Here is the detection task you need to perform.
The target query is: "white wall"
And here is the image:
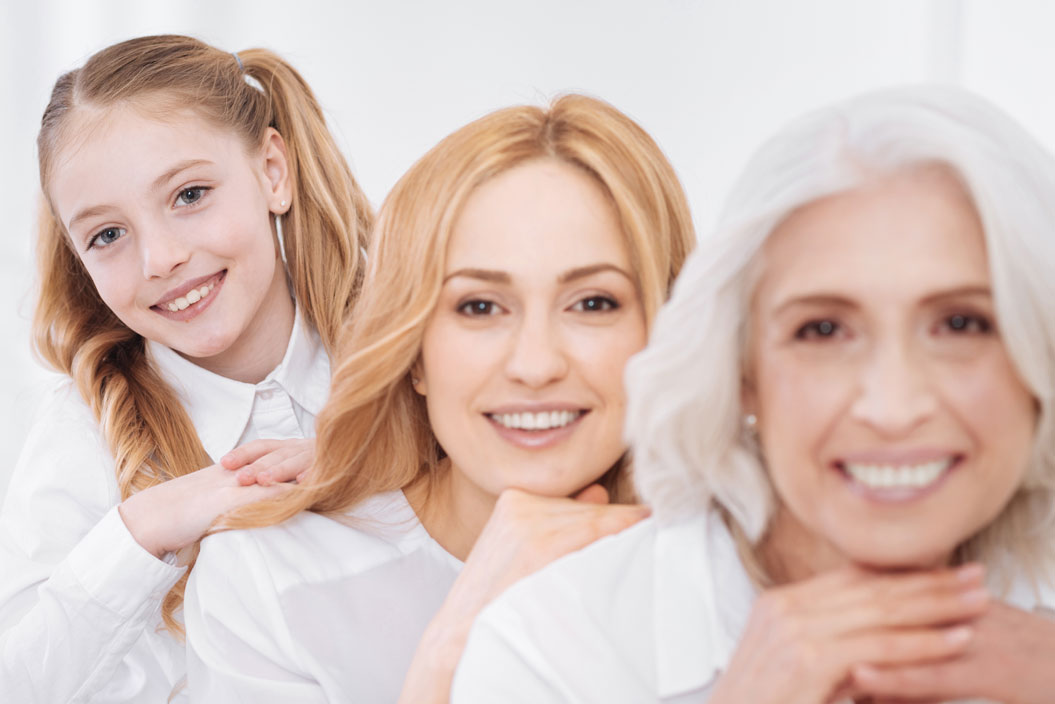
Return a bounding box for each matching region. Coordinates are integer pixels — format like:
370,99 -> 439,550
1,0 -> 1052,503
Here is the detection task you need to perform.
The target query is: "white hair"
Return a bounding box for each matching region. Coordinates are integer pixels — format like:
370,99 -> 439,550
627,85 -> 1055,573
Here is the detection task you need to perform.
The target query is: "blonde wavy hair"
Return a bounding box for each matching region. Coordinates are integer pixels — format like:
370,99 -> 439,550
229,94 -> 695,529
626,85 -> 1055,588
34,35 -> 373,634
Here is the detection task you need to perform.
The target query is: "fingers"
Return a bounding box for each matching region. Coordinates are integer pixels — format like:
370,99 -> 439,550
852,661 -> 969,702
572,484 -> 609,504
223,439 -> 315,486
843,624 -> 974,669
220,438 -> 290,470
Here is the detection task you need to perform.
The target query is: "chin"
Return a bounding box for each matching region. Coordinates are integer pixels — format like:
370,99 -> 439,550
840,540 -> 957,571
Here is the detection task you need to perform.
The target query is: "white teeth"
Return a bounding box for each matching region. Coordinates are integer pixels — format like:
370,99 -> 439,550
160,280 -> 216,313
844,458 -> 952,490
492,410 -> 581,430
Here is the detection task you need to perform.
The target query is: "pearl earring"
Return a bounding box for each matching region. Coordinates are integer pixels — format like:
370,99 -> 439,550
744,413 -> 757,428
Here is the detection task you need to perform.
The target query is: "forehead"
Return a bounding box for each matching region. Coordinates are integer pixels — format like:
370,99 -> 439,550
445,158 -> 630,275
49,104 -> 249,224
756,167 -> 991,306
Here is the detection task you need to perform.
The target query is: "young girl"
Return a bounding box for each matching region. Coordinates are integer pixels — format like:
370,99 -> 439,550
452,87 -> 1055,703
184,94 -> 695,702
0,35 -> 371,702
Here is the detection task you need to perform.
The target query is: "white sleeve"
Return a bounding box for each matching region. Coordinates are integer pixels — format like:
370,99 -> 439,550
0,384 -> 186,703
184,528 -> 328,703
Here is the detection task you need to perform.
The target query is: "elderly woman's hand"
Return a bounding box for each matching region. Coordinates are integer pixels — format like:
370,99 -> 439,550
707,564 -> 990,704
851,599 -> 1055,703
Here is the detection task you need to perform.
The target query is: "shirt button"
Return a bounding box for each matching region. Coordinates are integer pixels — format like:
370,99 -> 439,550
258,389 -> 274,401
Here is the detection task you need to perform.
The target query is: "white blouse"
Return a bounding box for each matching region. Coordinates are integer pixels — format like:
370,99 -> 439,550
0,314 -> 329,703
452,511 -> 1055,704
184,490 -> 463,702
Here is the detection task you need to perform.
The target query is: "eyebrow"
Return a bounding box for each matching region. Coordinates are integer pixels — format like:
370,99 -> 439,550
771,284 -> 993,317
443,262 -> 634,285
67,158 -> 215,232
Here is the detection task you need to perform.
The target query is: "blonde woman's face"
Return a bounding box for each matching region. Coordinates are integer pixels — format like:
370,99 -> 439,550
49,105 -> 293,380
747,167 -> 1036,570
417,159 -> 646,501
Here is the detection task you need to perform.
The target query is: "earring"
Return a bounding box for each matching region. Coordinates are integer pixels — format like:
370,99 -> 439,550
411,376 -> 420,386
280,200 -> 287,208
743,413 -> 757,429
274,213 -> 288,265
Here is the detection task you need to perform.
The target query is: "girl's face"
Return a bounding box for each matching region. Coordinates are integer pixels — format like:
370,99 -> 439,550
49,105 -> 293,381
747,166 -> 1036,570
417,158 -> 647,502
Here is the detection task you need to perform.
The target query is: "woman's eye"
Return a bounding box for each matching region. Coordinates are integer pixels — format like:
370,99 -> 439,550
175,186 -> 209,207
457,299 -> 500,316
794,319 -> 841,340
940,313 -> 992,335
87,226 -> 127,250
571,295 -> 619,313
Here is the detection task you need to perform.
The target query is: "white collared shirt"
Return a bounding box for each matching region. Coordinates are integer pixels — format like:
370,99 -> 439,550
0,314 -> 329,703
184,490 -> 463,702
451,511 -> 1055,704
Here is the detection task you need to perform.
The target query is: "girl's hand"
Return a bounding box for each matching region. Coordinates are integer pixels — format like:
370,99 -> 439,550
220,437 -> 316,486
707,564 -> 991,704
400,486 -> 650,704
851,600 -> 1055,704
117,462 -> 297,559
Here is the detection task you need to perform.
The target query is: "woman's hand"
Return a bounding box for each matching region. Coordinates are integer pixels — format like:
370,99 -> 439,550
220,437 -> 315,486
399,486 -> 650,704
117,439 -> 311,559
851,599 -> 1055,704
707,564 -> 991,704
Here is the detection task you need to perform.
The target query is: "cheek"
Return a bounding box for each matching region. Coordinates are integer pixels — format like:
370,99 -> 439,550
936,353 -> 1037,468
755,352 -> 853,464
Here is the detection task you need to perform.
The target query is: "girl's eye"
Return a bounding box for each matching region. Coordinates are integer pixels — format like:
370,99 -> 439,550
458,299 -> 500,316
940,313 -> 992,335
175,186 -> 209,207
794,319 -> 841,340
87,226 -> 127,250
571,295 -> 619,313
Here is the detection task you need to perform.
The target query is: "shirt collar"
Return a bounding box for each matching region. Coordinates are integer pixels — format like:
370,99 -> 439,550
146,311 -> 330,462
653,510 -> 757,698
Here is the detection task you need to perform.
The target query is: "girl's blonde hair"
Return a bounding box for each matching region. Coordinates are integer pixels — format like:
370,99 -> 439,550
34,35 -> 372,634
229,94 -> 695,529
626,85 -> 1055,587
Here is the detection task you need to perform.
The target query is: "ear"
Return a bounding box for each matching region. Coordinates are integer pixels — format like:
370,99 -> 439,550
740,371 -> 758,420
410,359 -> 427,396
261,127 -> 292,214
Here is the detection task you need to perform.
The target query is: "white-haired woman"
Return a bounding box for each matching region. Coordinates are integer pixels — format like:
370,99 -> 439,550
450,86 -> 1055,703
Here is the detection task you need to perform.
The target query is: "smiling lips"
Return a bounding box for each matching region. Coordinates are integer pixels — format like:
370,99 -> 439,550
151,271 -> 225,320
838,455 -> 960,501
485,408 -> 588,449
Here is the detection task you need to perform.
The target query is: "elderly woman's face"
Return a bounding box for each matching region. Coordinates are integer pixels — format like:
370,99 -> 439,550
746,166 -> 1036,569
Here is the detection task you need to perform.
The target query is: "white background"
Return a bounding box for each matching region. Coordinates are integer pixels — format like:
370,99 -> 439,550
1,0 -> 1053,503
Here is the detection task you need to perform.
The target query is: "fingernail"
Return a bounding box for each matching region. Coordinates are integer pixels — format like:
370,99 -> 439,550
944,625 -> 972,644
258,471 -> 273,486
956,563 -> 984,581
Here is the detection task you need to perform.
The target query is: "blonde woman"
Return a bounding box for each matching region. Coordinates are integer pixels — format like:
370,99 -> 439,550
0,35 -> 371,702
453,86 -> 1055,703
185,94 -> 695,702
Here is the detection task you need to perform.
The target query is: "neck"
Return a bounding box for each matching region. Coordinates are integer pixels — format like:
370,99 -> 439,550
405,459 -> 496,562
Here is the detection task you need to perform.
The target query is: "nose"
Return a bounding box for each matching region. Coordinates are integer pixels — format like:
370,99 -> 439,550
849,337 -> 938,437
503,308 -> 570,389
138,221 -> 189,279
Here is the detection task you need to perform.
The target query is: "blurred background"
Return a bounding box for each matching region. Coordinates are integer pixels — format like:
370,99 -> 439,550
1,0 -> 1052,502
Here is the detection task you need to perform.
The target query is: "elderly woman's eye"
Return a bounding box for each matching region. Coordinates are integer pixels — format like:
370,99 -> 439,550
941,313 -> 992,335
794,319 -> 841,340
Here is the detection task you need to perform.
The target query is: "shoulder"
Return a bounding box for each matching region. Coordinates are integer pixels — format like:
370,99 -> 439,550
195,491 -> 423,594
4,377 -> 117,518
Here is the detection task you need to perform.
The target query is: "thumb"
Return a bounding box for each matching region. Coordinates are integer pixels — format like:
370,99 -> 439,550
572,483 -> 609,505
